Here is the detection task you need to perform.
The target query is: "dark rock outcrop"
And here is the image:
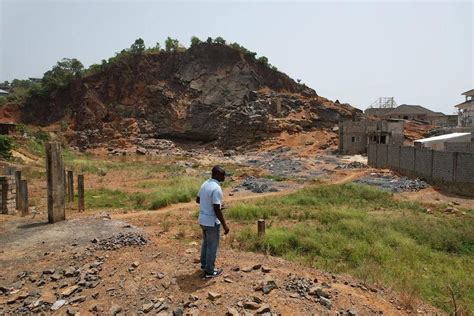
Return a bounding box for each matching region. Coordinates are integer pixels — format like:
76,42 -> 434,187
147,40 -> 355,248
22,43 -> 361,149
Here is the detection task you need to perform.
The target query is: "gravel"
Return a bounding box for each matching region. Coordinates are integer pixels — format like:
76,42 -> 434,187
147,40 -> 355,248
355,174 -> 429,192
93,232 -> 147,250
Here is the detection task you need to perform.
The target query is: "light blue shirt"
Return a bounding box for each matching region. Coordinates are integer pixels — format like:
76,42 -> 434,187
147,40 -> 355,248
198,179 -> 223,227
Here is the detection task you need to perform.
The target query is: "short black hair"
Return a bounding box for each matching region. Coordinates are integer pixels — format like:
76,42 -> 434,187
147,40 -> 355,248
212,165 -> 225,176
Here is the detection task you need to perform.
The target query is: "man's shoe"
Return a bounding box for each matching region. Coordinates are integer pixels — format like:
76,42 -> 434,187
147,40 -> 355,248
204,268 -> 223,278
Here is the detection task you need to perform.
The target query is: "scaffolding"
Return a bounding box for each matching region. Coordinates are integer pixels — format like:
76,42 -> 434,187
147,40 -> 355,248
367,97 -> 397,109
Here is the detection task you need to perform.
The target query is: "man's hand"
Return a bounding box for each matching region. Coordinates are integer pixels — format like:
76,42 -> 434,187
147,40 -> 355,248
223,223 -> 230,235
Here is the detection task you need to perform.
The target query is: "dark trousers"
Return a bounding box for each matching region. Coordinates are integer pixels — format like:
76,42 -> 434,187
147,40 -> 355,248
200,224 -> 220,275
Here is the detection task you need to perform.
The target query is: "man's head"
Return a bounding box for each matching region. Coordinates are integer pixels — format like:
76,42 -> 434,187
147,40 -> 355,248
211,165 -> 226,182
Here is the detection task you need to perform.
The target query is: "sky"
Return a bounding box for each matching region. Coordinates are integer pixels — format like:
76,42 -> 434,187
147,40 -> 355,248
0,0 -> 472,114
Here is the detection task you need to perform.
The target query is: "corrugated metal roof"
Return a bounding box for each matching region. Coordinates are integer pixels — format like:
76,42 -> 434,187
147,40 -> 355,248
414,132 -> 471,143
0,89 -> 9,94
462,89 -> 474,96
385,104 -> 438,116
455,99 -> 474,109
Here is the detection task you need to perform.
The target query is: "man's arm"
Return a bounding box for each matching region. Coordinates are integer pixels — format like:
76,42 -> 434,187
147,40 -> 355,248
213,204 -> 229,235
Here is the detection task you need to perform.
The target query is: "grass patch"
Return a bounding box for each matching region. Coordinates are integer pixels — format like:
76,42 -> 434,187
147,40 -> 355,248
84,176 -> 203,210
230,184 -> 474,313
145,176 -> 203,210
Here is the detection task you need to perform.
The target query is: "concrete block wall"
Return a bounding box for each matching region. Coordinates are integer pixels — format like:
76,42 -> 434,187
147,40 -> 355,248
414,149 -> 433,179
387,146 -> 400,169
399,147 -> 415,172
445,142 -> 474,153
368,144 -> 377,166
432,151 -> 455,182
376,145 -> 388,168
368,144 -> 474,195
455,153 -> 474,183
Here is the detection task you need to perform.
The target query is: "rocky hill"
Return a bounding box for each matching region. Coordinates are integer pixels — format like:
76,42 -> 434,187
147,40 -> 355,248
21,42 -> 361,150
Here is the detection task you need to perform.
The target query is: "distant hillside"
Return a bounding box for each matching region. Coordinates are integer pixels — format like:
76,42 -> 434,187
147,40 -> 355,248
20,39 -> 361,149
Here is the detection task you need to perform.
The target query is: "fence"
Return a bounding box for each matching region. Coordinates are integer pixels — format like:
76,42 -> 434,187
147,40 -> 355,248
368,144 -> 474,196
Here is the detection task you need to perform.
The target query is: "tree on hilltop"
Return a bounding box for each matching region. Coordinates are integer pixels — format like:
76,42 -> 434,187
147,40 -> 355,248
190,36 -> 202,47
130,38 -> 145,54
165,37 -> 180,52
213,36 -> 226,45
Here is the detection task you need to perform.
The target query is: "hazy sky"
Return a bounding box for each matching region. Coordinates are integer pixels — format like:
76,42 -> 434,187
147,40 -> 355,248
1,0 -> 472,113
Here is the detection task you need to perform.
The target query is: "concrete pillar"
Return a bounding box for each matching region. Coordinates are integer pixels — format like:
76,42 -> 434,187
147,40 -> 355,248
67,170 -> 74,202
20,180 -> 28,216
46,142 -> 66,223
78,174 -> 84,212
0,175 -> 16,215
15,170 -> 21,210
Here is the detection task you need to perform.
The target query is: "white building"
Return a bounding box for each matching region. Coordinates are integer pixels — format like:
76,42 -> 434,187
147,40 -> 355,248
455,89 -> 474,127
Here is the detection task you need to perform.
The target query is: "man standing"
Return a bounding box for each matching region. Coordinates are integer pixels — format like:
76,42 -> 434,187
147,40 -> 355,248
196,165 -> 230,278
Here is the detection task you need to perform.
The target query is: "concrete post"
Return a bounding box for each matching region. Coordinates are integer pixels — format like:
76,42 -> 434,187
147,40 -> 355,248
78,174 -> 84,212
15,170 -> 21,210
67,170 -> 74,202
46,142 -> 66,223
20,180 -> 28,216
258,219 -> 265,237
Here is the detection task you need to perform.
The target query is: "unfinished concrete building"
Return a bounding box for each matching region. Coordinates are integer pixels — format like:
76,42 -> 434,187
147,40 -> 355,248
339,119 -> 404,155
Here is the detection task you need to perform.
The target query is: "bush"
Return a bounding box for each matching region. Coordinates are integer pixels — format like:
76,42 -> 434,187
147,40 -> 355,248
0,96 -> 7,106
214,36 -> 226,45
165,37 -> 180,52
0,135 -> 13,160
190,36 -> 202,47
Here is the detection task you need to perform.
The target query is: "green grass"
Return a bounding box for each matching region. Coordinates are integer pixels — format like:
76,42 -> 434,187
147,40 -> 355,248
85,176 -> 203,210
140,176 -> 203,210
229,184 -> 474,313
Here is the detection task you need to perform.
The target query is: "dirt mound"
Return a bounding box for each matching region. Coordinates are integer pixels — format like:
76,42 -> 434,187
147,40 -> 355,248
21,43 -> 361,150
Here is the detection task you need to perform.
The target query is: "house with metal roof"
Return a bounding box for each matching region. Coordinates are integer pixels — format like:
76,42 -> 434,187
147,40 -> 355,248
381,104 -> 451,126
455,89 -> 474,127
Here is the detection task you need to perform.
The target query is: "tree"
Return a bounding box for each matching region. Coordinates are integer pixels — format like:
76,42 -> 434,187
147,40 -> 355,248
42,58 -> 84,90
206,37 -> 213,44
130,38 -> 145,54
165,37 -> 179,52
257,56 -> 269,66
213,36 -> 226,45
0,135 -> 13,160
190,36 -> 202,47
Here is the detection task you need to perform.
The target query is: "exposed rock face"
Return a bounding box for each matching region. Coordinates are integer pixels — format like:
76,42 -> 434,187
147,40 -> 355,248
22,43 -> 361,149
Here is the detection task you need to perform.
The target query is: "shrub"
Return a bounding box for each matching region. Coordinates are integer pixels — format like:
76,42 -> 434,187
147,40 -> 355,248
190,36 -> 202,47
213,36 -> 226,45
165,37 -> 180,52
0,135 -> 13,160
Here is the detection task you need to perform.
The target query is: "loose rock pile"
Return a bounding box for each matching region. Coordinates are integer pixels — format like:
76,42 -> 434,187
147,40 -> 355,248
1,257 -> 106,314
284,275 -> 333,309
240,177 -> 279,194
92,233 -> 147,250
355,174 -> 429,192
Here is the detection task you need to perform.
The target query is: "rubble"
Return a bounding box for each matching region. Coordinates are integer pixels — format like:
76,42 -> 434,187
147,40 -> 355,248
92,232 -> 147,250
355,173 -> 429,192
240,177 -> 279,193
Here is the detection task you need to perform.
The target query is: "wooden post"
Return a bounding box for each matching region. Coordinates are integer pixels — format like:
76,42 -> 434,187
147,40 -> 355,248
258,219 -> 265,237
15,170 -> 21,211
20,180 -> 28,216
67,170 -> 74,202
77,174 -> 84,212
46,142 -> 66,223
